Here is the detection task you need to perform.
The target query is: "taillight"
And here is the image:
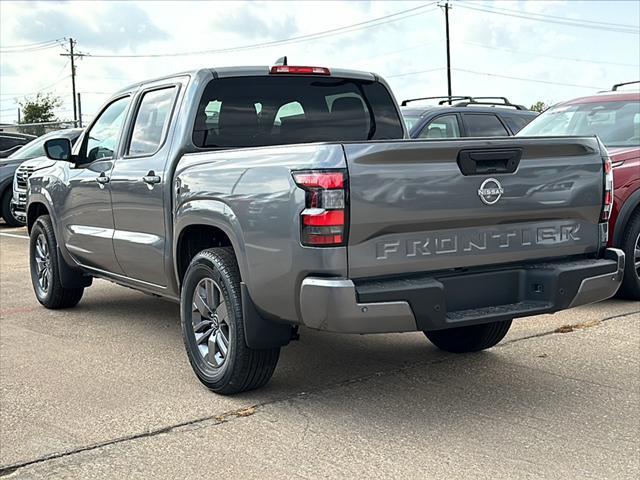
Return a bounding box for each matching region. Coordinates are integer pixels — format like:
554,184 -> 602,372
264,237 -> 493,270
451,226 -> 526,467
601,155 -> 613,221
270,65 -> 331,75
293,170 -> 347,247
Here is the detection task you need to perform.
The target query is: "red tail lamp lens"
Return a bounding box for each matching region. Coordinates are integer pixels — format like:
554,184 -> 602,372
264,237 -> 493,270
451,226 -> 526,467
293,170 -> 347,247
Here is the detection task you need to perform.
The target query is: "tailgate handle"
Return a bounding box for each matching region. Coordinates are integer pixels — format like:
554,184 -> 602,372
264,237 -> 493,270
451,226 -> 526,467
457,148 -> 522,175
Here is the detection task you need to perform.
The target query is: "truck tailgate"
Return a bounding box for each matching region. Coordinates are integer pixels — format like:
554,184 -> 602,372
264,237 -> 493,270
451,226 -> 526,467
345,137 -> 604,279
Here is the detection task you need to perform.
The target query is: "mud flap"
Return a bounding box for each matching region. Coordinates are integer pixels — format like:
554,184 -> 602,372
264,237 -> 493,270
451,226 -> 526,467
241,282 -> 292,349
57,247 -> 92,288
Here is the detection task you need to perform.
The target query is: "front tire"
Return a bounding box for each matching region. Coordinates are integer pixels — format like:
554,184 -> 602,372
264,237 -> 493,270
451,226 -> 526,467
1,190 -> 23,227
424,320 -> 512,353
617,210 -> 640,300
29,215 -> 84,308
180,247 -> 280,394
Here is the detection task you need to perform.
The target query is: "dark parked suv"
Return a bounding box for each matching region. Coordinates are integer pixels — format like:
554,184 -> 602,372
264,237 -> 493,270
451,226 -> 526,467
0,131 -> 35,158
401,96 -> 538,139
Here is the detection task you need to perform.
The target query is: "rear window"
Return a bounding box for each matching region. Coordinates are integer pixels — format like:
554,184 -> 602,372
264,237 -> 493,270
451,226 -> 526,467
193,76 -> 404,148
462,114 -> 510,137
501,114 -> 534,134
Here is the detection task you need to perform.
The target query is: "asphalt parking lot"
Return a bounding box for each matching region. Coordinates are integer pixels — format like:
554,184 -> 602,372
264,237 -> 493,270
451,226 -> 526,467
0,224 -> 638,479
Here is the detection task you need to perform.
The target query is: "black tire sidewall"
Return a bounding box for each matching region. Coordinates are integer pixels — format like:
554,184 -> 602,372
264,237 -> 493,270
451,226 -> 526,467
180,252 -> 240,388
1,190 -> 22,227
620,212 -> 640,298
29,217 -> 56,305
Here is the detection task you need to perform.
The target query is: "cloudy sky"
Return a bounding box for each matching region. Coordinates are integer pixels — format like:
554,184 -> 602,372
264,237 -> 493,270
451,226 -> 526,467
0,0 -> 638,125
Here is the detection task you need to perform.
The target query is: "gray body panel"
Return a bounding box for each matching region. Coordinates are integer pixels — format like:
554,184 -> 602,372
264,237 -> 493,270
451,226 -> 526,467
25,66 -> 615,333
174,143 -> 348,322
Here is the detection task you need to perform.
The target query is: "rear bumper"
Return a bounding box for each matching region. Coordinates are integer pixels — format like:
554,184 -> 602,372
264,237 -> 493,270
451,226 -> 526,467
299,249 -> 624,333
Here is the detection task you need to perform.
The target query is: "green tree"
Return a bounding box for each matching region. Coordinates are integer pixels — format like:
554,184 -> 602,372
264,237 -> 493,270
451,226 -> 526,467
530,101 -> 548,113
18,93 -> 63,136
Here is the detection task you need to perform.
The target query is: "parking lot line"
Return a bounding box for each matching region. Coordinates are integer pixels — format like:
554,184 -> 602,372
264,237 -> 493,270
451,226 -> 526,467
0,232 -> 29,239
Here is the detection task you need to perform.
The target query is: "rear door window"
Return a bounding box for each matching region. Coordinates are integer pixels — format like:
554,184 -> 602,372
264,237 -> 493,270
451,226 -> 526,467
462,114 -> 510,137
419,114 -> 461,139
127,86 -> 177,156
193,75 -> 403,148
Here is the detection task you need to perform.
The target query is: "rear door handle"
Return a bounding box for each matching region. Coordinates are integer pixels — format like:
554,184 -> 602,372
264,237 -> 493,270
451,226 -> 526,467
142,172 -> 161,185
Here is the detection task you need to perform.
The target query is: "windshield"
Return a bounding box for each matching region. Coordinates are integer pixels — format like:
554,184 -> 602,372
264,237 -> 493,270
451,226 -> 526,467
7,135 -> 49,160
8,130 -> 80,160
517,99 -> 640,147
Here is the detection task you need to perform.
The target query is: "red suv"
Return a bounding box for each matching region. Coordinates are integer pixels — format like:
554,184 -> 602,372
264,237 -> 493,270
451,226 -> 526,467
518,83 -> 640,299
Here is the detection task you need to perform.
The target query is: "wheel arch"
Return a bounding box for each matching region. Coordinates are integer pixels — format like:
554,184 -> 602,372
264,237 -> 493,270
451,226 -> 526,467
26,200 -> 52,233
174,205 -> 291,350
173,199 -> 249,290
613,188 -> 640,246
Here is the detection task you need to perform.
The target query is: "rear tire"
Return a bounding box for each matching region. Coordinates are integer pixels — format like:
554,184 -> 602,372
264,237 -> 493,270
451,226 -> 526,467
1,189 -> 23,227
181,247 -> 280,395
424,320 -> 512,353
616,210 -> 640,300
29,215 -> 84,309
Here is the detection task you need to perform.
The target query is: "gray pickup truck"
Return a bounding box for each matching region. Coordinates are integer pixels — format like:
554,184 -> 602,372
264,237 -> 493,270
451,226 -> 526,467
27,65 -> 624,394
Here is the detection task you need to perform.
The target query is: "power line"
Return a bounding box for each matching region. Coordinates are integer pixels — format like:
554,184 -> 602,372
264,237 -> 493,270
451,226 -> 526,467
0,39 -> 66,53
0,75 -> 71,97
457,40 -> 640,68
457,3 -> 639,34
453,68 -> 604,89
82,3 -> 438,58
467,3 -> 639,29
0,38 -> 65,50
386,67 -> 444,79
348,42 -> 439,68
0,38 -> 65,48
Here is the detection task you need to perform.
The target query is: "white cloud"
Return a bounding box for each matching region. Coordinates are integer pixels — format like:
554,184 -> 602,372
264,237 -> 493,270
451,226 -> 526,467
0,0 -> 638,124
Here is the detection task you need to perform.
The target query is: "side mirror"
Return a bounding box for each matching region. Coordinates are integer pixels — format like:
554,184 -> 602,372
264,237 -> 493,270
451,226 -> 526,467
44,138 -> 73,162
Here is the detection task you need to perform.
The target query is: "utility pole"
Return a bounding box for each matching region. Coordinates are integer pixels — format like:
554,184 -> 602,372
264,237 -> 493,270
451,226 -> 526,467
77,92 -> 82,128
60,38 -> 82,126
69,38 -> 77,125
440,1 -> 452,99
17,108 -> 21,124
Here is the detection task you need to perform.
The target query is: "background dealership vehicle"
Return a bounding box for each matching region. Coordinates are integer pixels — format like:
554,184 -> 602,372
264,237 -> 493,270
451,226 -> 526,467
518,82 -> 640,299
0,133 -> 42,226
10,129 -> 83,225
401,96 -> 538,139
0,131 -> 35,159
27,65 -> 623,394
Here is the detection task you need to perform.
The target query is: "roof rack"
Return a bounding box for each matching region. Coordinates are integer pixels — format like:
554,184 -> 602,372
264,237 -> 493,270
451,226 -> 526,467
612,80 -> 639,91
401,95 -> 528,110
452,96 -> 528,110
401,96 -> 472,106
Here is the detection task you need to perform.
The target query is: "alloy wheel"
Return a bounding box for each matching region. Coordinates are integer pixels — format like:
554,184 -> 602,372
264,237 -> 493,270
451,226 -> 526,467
191,278 -> 230,368
34,233 -> 51,293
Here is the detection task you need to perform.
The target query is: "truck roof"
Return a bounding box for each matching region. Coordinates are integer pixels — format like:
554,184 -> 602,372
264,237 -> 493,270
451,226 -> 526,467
113,66 -> 379,97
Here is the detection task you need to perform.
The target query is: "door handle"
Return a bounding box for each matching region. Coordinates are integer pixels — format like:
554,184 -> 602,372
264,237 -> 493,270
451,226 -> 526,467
95,173 -> 110,185
142,171 -> 161,185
